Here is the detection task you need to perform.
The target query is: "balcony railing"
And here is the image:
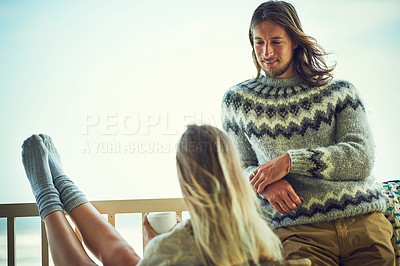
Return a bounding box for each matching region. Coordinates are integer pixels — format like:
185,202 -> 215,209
0,198 -> 187,266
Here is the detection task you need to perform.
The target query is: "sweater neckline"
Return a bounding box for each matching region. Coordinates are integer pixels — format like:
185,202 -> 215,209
258,75 -> 304,87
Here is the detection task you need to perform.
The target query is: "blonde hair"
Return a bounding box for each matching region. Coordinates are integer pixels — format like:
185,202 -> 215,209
176,125 -> 283,265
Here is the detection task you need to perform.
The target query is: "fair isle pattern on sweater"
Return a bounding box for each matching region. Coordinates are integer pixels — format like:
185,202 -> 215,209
221,75 -> 386,228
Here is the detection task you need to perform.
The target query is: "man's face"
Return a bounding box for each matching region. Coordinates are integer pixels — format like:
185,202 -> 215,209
253,20 -> 297,79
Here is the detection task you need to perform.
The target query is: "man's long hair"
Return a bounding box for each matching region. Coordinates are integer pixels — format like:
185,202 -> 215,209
249,1 -> 335,87
176,125 -> 283,265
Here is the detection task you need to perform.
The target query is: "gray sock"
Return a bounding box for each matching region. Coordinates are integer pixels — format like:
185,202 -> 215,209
22,135 -> 63,220
39,134 -> 89,214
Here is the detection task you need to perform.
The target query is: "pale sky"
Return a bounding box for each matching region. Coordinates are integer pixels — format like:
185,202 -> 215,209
1,0 -> 399,205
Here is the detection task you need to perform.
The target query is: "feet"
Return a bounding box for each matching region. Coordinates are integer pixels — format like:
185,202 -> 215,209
22,135 -> 63,220
22,135 -> 51,193
38,134 -> 65,178
38,134 -> 89,214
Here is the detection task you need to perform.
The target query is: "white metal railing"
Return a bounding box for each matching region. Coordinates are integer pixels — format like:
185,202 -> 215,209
0,198 -> 187,266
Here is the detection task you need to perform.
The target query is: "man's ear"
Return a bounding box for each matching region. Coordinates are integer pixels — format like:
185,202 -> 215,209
293,41 -> 299,49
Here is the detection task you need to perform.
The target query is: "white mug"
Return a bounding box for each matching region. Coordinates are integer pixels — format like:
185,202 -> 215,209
147,212 -> 177,234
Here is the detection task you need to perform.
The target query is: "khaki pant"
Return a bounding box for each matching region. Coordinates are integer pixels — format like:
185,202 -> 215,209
274,212 -> 395,266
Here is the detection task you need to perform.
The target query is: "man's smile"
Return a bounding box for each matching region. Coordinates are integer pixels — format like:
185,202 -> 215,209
262,58 -> 279,66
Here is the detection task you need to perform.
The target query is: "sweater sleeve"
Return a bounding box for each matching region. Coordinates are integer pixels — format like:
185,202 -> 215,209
138,221 -> 199,266
288,82 -> 375,181
221,89 -> 259,179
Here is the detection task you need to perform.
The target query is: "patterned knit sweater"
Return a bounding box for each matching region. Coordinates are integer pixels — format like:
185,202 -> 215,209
221,75 -> 386,228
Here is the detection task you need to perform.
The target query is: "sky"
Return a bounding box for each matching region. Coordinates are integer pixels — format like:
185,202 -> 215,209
0,0 -> 399,206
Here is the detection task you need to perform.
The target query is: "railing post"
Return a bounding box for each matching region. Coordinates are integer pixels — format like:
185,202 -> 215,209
142,213 -> 145,251
108,214 -> 115,227
7,217 -> 15,266
41,221 -> 49,266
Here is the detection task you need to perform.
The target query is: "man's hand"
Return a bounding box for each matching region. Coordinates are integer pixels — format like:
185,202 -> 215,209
263,179 -> 303,214
249,153 -> 290,194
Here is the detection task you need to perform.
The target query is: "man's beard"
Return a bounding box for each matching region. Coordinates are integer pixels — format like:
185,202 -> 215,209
262,58 -> 293,78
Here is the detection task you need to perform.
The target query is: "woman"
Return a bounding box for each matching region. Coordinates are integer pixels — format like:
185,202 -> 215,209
22,125 -> 303,265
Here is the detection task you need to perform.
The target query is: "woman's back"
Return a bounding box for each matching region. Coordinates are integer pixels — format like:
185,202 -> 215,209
175,125 -> 283,265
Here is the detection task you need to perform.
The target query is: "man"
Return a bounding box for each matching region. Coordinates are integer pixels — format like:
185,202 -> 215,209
221,1 -> 395,265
